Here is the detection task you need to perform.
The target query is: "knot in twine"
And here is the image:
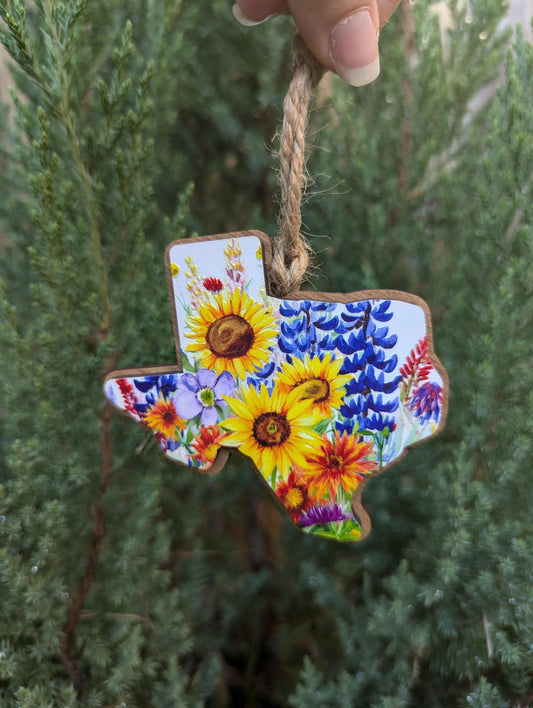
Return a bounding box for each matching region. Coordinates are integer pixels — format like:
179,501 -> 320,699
270,34 -> 325,298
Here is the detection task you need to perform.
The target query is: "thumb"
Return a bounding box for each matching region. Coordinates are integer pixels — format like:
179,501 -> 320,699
287,0 -> 400,86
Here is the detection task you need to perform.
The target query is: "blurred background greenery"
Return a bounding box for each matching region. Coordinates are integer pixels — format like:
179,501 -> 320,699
0,1 -> 532,705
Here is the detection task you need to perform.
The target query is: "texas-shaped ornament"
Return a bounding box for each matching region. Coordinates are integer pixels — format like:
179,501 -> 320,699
105,231 -> 448,542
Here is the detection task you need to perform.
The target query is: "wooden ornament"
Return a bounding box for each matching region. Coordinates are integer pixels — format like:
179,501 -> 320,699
105,231 -> 448,542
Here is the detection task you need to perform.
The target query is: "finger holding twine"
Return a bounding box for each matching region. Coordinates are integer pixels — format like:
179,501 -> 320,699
271,34 -> 325,298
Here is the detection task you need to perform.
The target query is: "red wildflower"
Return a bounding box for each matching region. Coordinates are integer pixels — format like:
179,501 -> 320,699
303,431 -> 378,499
117,378 -> 140,417
275,469 -> 317,522
144,397 -> 186,439
400,336 -> 433,402
191,425 -> 228,464
203,277 -> 224,293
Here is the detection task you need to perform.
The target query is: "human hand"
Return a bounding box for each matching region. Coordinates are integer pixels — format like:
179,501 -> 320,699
233,0 -> 402,87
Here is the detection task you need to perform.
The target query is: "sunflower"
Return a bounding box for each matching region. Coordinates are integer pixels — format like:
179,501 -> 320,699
303,431 -> 378,499
143,396 -> 186,439
185,289 -> 278,381
275,353 -> 352,417
222,384 -> 323,480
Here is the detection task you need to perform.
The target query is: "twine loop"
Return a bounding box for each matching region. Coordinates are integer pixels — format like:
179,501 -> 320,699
270,35 -> 324,298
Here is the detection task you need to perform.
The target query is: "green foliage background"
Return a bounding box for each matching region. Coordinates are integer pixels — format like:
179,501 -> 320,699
0,0 -> 532,705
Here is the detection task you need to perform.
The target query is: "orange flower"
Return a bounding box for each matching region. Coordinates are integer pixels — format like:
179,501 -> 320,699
303,431 -> 378,500
275,469 -> 317,522
143,397 -> 186,440
191,425 -> 228,464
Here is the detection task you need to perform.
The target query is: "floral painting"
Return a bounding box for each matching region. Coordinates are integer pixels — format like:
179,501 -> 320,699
105,232 -> 448,542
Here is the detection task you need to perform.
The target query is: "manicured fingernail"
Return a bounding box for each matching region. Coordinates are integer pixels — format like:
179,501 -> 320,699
329,10 -> 380,87
232,3 -> 276,26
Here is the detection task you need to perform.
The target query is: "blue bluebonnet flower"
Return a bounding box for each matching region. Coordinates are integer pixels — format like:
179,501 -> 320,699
339,400 -> 398,435
132,374 -> 179,416
128,375 -> 186,452
339,342 -> 398,374
410,382 -> 442,424
278,300 -> 339,359
246,360 -> 276,392
332,301 -> 401,434
341,299 -> 394,325
174,369 -> 236,426
337,302 -> 398,350
133,374 -> 178,395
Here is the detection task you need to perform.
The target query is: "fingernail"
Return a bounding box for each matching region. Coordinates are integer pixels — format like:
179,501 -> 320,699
329,10 -> 380,87
232,3 -> 276,26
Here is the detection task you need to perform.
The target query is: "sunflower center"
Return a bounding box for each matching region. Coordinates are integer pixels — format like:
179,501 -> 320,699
206,314 -> 254,358
253,412 -> 291,447
285,487 -> 304,510
294,377 -> 330,403
198,387 -> 216,407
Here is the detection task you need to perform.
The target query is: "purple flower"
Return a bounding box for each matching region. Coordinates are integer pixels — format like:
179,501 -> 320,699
299,503 -> 353,528
174,369 -> 236,425
410,382 -> 442,424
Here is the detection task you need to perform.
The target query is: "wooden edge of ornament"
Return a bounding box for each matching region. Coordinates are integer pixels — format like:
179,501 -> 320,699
105,229 -> 449,539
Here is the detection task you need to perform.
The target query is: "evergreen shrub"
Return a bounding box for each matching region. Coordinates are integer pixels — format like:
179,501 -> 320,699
0,1 -> 531,705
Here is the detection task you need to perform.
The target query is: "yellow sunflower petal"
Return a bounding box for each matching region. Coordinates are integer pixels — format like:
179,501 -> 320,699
285,400 -> 321,427
257,383 -> 273,410
260,447 -> 278,478
230,357 -> 245,382
330,355 -> 345,374
283,442 -> 314,471
274,454 -> 292,479
231,288 -> 241,313
221,416 -> 250,437
239,438 -> 263,461
224,392 -> 258,421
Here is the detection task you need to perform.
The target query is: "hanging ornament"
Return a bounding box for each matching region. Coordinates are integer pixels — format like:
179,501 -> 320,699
104,37 -> 448,542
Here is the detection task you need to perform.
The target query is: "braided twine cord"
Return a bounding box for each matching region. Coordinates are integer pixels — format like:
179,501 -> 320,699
270,34 -> 324,298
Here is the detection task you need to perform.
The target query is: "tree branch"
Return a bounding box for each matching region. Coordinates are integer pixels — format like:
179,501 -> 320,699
59,399 -> 114,690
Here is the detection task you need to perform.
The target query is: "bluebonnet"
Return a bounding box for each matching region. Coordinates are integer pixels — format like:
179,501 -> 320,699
275,298 -> 402,435
278,300 -> 339,361
340,394 -> 399,433
246,360 -> 276,392
166,438 -> 181,452
334,301 -> 401,435
410,382 -> 442,424
132,374 -> 178,416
